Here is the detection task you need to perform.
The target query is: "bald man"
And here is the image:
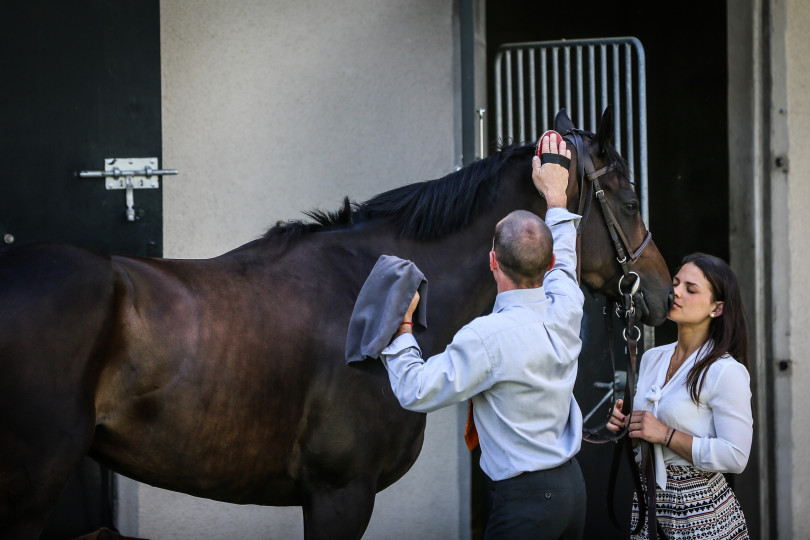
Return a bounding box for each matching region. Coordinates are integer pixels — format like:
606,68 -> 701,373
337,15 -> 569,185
381,133 -> 586,539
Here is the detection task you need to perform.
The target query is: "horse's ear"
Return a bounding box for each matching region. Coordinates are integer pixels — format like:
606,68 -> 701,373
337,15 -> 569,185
596,105 -> 614,150
554,108 -> 575,134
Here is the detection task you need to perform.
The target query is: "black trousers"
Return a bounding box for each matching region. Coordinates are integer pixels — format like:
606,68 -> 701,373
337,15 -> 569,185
484,458 -> 586,540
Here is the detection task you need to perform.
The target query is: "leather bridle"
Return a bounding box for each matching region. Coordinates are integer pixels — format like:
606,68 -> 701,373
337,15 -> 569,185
562,128 -> 661,538
567,128 -> 651,303
561,127 -> 651,442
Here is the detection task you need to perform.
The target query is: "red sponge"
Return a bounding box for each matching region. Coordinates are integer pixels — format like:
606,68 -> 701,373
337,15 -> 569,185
536,130 -> 565,157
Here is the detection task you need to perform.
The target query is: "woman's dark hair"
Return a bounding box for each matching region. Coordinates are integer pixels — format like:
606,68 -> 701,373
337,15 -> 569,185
679,252 -> 750,403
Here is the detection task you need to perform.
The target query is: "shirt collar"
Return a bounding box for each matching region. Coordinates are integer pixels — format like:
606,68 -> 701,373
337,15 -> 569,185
492,286 -> 547,312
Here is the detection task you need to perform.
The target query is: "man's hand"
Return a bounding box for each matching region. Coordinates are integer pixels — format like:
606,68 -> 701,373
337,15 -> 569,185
392,291 -> 420,340
403,291 -> 420,323
531,133 -> 571,208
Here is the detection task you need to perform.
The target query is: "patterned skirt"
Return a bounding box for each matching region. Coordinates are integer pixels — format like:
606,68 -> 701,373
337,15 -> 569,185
630,464 -> 749,539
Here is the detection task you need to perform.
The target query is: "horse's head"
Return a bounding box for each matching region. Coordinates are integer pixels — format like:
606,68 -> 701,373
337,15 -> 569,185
554,107 -> 673,327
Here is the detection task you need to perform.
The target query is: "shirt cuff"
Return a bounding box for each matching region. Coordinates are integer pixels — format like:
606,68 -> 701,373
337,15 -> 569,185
381,332 -> 421,357
545,207 -> 581,230
690,436 -> 700,465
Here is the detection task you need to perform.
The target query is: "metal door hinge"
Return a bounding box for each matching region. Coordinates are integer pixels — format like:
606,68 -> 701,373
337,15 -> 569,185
79,158 -> 178,221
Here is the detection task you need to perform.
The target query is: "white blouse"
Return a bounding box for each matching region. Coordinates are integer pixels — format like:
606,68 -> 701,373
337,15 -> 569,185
633,341 -> 753,489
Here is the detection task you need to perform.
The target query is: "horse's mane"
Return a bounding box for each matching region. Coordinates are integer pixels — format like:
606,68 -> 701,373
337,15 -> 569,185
262,141 -> 535,243
258,132 -> 632,246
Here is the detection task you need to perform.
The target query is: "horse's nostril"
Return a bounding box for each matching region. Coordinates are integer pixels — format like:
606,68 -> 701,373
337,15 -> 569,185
667,290 -> 675,312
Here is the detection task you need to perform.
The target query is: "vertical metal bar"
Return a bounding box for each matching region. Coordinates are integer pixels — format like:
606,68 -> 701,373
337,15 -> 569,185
576,46 -> 584,129
588,45 -> 596,133
563,47 -> 572,120
633,39 -> 652,351
624,44 -> 635,179
612,44 -> 622,154
478,108 -> 486,160
636,42 -> 649,228
505,51 -> 514,141
495,53 -> 503,141
529,49 -> 537,141
517,49 -> 525,142
540,49 -> 548,131
552,47 -> 560,117
600,44 -> 608,119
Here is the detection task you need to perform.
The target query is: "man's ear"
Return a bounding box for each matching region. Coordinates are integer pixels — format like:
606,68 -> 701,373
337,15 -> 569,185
547,253 -> 556,272
490,250 -> 498,272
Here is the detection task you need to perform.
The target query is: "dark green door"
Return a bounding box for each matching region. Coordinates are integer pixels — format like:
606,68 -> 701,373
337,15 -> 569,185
0,0 -> 163,257
0,1 -> 162,537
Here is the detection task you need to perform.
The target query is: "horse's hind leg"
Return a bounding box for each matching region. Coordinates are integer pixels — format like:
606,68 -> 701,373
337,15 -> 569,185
0,245 -> 114,538
302,477 -> 377,540
0,399 -> 95,539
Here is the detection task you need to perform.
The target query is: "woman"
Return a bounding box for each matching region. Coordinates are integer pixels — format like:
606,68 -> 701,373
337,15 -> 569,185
607,252 -> 753,539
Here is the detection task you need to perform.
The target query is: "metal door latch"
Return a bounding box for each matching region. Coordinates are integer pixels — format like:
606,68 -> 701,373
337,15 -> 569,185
79,158 -> 178,221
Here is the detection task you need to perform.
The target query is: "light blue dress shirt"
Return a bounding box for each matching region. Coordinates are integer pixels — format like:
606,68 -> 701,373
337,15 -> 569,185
381,207 -> 584,481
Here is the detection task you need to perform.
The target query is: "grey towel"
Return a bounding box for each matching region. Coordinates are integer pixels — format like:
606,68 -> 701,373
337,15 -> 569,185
345,254 -> 428,364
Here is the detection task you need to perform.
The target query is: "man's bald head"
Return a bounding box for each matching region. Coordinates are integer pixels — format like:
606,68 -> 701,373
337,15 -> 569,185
492,210 -> 554,288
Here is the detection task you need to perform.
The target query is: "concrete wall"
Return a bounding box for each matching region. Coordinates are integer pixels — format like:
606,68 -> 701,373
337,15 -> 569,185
784,1 -> 810,538
115,1 -> 470,538
729,1 -> 810,538
160,0 -> 461,259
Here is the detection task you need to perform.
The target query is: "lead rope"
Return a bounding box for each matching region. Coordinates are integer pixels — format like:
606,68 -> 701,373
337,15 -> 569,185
606,286 -> 660,538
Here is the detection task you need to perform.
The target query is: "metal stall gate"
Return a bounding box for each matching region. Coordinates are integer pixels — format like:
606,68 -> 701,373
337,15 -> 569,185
490,37 -> 651,538
492,35 -> 653,347
493,37 -> 648,224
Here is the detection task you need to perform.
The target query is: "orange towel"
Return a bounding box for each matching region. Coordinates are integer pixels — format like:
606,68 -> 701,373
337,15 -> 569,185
464,399 -> 479,451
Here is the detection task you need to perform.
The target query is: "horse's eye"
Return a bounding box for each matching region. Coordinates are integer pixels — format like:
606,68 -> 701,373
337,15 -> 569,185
623,201 -> 639,214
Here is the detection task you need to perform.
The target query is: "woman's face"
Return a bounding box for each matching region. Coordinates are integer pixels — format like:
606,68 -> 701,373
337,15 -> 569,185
668,262 -> 723,325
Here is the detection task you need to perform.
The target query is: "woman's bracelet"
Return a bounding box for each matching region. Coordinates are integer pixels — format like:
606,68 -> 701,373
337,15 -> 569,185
400,321 -> 414,327
665,427 -> 675,448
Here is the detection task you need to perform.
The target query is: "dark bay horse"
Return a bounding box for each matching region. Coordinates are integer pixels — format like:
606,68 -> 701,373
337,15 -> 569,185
0,109 -> 673,539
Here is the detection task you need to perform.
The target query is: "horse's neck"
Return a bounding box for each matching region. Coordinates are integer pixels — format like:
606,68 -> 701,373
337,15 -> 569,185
384,220 -> 501,354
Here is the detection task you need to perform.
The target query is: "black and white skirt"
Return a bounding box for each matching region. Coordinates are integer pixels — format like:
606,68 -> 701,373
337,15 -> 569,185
630,464 -> 749,539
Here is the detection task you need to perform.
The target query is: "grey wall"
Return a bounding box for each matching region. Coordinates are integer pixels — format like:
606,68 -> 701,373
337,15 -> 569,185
729,1 -> 810,538
774,2 -> 810,538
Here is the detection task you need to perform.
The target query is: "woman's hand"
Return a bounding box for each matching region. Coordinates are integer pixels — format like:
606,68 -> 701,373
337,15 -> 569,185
627,410 -> 670,445
608,400 -> 693,461
605,399 -> 627,433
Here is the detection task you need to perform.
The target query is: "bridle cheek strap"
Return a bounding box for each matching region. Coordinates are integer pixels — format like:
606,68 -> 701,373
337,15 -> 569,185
568,129 -> 651,290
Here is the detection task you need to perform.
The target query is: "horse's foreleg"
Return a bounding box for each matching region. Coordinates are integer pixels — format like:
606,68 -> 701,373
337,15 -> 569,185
301,476 -> 377,540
